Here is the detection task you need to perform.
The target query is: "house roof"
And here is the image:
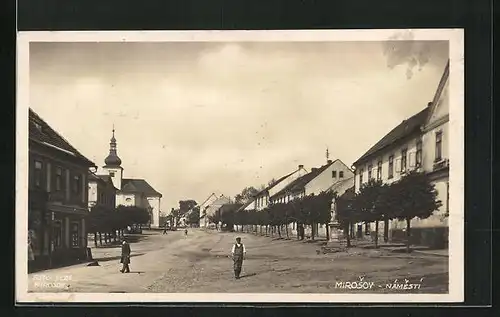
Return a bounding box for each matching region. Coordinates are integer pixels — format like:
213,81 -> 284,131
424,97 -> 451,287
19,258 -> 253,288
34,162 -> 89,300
271,160 -> 335,199
327,176 -> 355,194
254,171 -> 297,197
236,199 -> 254,212
352,107 -> 430,166
88,173 -> 118,189
120,178 -> 162,197
425,60 -> 450,126
218,203 -> 244,215
29,108 -> 96,167
340,186 -> 356,200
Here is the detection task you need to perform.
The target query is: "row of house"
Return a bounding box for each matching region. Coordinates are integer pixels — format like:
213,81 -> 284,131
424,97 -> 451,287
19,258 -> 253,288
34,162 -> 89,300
198,61 -> 450,248
28,109 -> 162,271
351,60 -> 450,247
198,159 -> 355,237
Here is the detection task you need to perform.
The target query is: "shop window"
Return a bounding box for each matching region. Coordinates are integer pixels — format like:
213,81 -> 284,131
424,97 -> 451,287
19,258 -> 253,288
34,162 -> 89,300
71,222 -> 80,247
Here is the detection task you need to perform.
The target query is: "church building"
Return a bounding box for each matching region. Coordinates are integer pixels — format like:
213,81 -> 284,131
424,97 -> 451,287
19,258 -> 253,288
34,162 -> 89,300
96,128 -> 163,228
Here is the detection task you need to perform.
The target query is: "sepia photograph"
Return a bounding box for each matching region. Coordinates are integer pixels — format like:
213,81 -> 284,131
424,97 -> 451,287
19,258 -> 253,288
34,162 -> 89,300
16,29 -> 464,303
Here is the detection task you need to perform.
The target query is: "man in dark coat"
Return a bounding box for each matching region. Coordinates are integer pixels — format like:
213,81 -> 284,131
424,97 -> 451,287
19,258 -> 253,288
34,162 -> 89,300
231,237 -> 246,279
120,239 -> 131,273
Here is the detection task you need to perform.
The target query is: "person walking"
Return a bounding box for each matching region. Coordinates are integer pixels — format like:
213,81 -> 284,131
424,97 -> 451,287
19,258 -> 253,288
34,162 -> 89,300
184,229 -> 188,237
120,239 -> 131,273
231,237 -> 246,279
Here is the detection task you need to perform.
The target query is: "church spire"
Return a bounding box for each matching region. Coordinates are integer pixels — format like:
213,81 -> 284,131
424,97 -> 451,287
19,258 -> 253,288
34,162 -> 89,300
104,125 -> 122,167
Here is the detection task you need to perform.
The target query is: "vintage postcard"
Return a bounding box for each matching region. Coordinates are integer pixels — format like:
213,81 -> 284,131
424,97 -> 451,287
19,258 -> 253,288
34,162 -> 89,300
16,29 -> 464,303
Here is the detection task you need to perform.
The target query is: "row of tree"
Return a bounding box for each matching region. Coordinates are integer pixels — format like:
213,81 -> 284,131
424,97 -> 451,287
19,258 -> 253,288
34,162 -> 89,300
215,170 -> 441,252
209,191 -> 334,240
336,170 -> 442,252
87,205 -> 150,247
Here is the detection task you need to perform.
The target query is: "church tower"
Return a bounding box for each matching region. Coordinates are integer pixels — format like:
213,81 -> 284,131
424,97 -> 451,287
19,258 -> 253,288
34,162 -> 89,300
103,126 -> 123,190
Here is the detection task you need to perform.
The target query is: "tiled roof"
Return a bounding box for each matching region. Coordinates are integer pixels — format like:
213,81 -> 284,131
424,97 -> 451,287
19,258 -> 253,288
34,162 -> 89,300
352,107 -> 429,166
271,160 -> 335,199
254,171 -> 297,197
121,178 -> 162,197
236,199 -> 254,212
218,203 -> 244,215
88,173 -> 117,189
29,108 -> 95,167
327,176 -> 355,193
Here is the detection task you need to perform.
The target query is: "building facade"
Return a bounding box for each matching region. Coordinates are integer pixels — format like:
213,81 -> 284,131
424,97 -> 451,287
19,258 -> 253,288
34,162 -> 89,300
99,129 -> 163,228
28,109 -> 96,271
253,165 -> 308,211
269,159 -> 354,238
88,173 -> 117,210
352,61 -> 450,247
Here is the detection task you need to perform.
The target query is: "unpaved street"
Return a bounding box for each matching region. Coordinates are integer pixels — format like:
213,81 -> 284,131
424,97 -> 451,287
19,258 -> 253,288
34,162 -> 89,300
28,229 -> 448,293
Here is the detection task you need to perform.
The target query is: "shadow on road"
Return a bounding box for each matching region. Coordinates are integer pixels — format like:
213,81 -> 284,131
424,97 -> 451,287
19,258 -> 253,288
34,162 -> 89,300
89,234 -> 151,249
93,253 -> 145,262
239,273 -> 257,279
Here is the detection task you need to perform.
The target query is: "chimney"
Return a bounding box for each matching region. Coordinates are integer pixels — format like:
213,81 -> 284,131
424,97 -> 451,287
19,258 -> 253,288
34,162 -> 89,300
311,167 -> 318,172
298,164 -> 304,169
427,101 -> 433,107
327,159 -> 333,164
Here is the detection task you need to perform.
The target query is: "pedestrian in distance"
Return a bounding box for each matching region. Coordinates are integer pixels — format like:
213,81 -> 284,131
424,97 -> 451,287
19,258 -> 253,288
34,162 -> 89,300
163,226 -> 168,235
120,239 -> 131,273
231,237 -> 246,279
184,229 -> 188,237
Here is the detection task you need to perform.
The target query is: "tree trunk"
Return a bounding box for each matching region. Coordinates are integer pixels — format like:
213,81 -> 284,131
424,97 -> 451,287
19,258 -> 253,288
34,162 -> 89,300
384,218 -> 389,243
406,218 -> 411,253
285,223 -> 289,239
345,222 -> 351,248
93,232 -> 98,247
325,223 -> 330,242
98,232 -> 102,246
374,221 -> 379,248
311,223 -> 315,241
278,225 -> 281,238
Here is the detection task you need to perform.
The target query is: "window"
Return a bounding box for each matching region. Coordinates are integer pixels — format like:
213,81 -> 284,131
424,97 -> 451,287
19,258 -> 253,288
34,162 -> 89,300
332,170 -> 337,178
416,140 -> 423,167
377,161 -> 382,180
34,161 -> 43,188
109,171 -> 115,177
401,148 -> 407,172
72,175 -> 81,194
55,167 -> 63,191
339,171 -> 344,178
388,155 -> 394,178
53,220 -> 63,249
359,168 -> 364,185
71,222 -> 80,247
367,165 -> 373,180
435,131 -> 443,161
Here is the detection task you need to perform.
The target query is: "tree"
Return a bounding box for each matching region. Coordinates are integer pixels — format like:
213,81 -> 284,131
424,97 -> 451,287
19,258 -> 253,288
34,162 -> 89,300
335,187 -> 357,247
234,187 -> 259,204
186,206 -> 201,226
179,200 -> 197,217
390,170 -> 442,252
354,179 -> 391,248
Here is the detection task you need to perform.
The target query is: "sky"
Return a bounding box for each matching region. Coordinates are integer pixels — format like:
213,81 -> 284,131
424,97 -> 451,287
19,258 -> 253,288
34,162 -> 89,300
29,40 -> 449,212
